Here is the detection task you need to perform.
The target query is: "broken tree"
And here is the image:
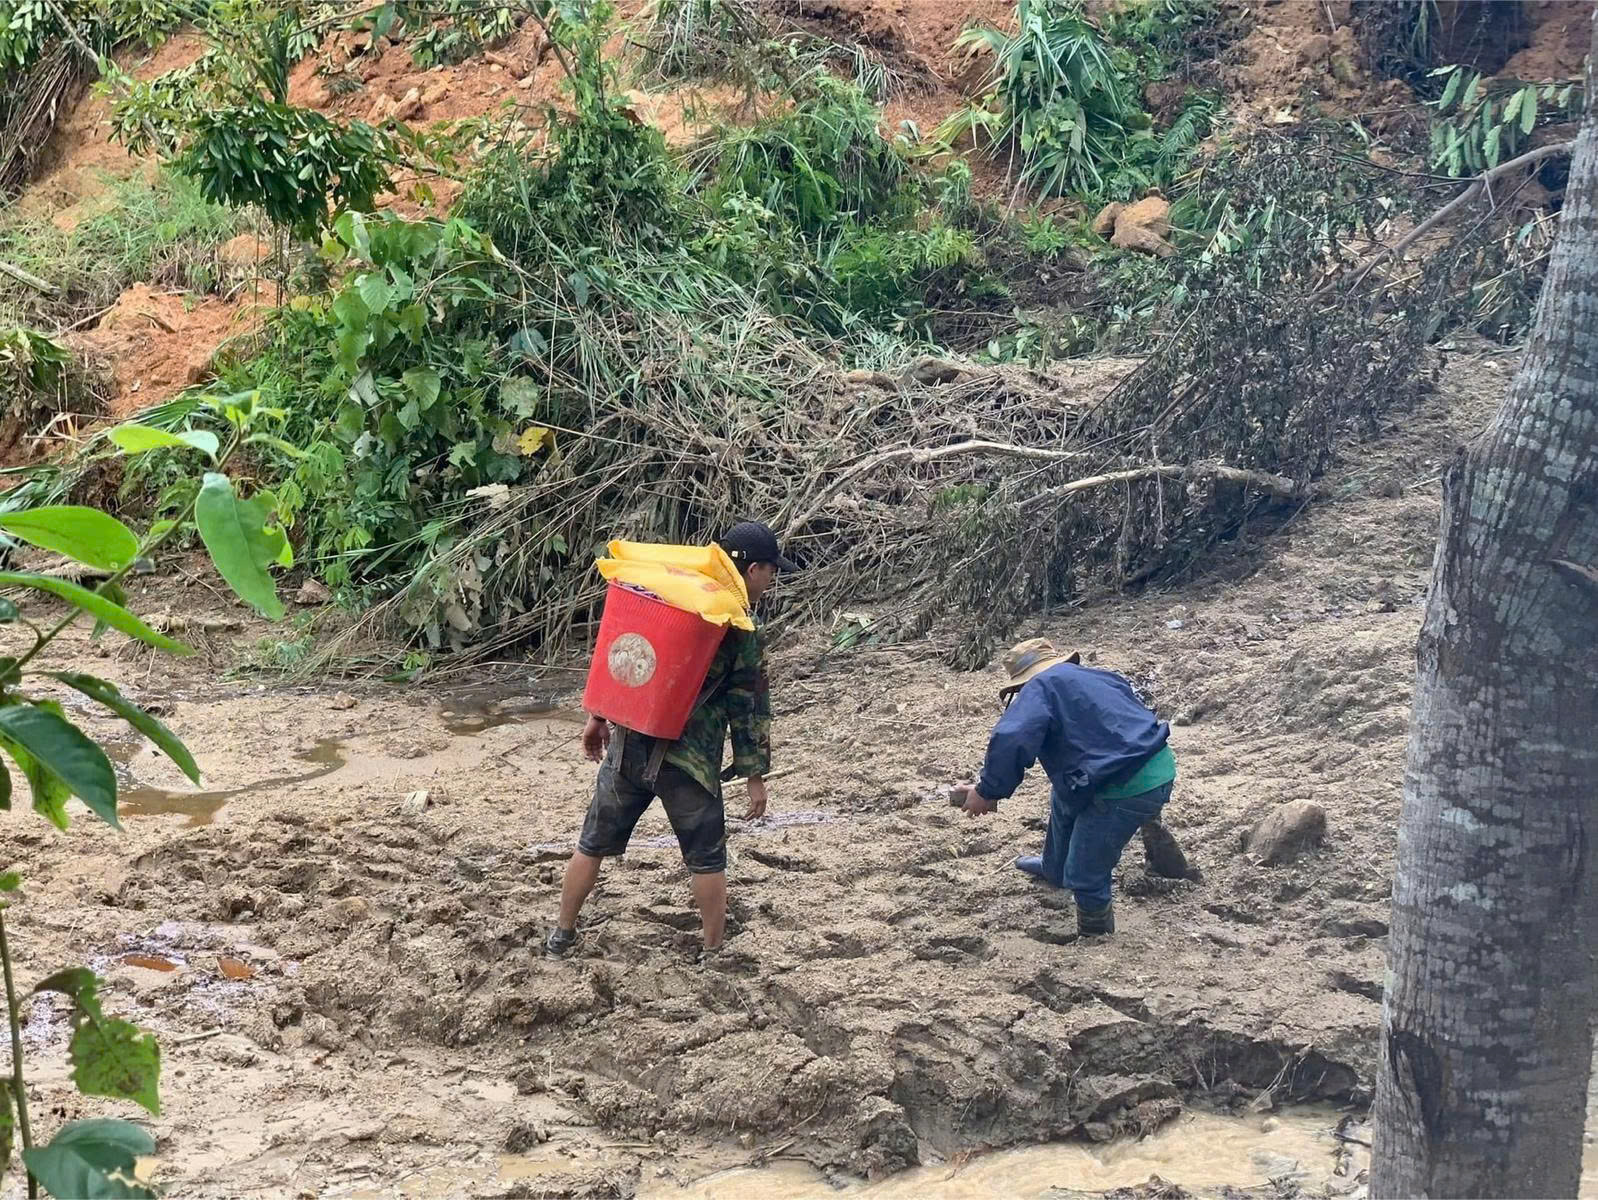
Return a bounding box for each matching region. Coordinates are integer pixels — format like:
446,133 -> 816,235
1372,9 -> 1598,1197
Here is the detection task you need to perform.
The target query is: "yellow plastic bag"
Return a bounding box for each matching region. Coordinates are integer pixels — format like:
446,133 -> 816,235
596,542 -> 753,631
606,540 -> 746,599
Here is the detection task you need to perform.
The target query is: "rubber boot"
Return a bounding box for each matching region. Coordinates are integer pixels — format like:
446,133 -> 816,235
1141,821 -> 1191,880
1014,855 -> 1047,881
1077,901 -> 1115,936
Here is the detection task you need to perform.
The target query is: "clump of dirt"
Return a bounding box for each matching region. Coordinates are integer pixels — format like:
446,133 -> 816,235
1501,0 -> 1594,80
70,283 -> 259,416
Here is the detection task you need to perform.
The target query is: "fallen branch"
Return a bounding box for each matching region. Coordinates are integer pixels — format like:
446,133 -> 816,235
1019,462 -> 1304,511
783,439 -> 1093,539
1321,141 -> 1575,298
0,259 -> 57,296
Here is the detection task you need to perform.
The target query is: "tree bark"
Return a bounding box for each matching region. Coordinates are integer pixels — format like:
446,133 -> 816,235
1372,9 -> 1598,1197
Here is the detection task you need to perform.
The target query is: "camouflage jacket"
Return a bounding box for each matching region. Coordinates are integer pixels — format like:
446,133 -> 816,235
663,625 -> 771,797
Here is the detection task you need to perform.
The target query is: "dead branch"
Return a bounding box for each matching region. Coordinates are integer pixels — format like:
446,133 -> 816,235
783,439 -> 1094,539
0,259 -> 57,296
1322,141 -> 1575,298
1020,462 -> 1304,511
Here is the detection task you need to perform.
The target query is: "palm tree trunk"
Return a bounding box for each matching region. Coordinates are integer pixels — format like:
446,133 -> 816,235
1371,8 -> 1598,1197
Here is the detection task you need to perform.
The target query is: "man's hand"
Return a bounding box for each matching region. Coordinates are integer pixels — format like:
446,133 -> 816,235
745,775 -> 769,820
581,714 -> 610,763
953,783 -> 995,818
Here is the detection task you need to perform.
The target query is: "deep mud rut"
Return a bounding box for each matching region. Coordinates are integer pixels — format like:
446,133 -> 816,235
0,349 -> 1521,1198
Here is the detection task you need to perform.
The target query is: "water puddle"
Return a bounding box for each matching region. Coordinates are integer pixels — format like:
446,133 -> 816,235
438,691 -> 583,737
111,737 -> 347,826
654,1109 -> 1365,1199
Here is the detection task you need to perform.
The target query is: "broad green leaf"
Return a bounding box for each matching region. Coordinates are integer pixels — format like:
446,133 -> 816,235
1,727 -> 69,830
45,673 -> 199,785
568,271 -> 590,306
1484,123 -> 1502,168
0,703 -> 118,828
177,430 -> 220,460
0,507 -> 138,572
0,598 -> 15,623
90,581 -> 127,644
0,1077 -> 12,1183
1502,87 -> 1523,125
36,968 -> 100,1011
357,273 -> 391,315
193,474 -> 285,620
1439,69 -> 1462,110
0,760 -> 9,811
401,367 -> 441,408
1520,89 -> 1537,134
22,1118 -> 156,1199
70,1016 -> 161,1116
0,573 -> 190,654
107,426 -> 188,455
1462,71 -> 1480,108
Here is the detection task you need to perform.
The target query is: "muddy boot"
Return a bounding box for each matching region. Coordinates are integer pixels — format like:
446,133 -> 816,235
1077,901 -> 1114,936
544,926 -> 577,958
1141,820 -> 1191,880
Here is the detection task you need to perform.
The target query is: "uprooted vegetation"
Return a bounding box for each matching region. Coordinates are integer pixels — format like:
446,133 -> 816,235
0,0 -> 1584,673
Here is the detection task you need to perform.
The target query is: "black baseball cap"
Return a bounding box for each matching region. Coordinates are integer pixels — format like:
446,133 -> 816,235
719,521 -> 798,572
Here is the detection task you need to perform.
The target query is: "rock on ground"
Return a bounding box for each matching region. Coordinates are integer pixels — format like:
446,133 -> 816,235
1245,800 -> 1328,865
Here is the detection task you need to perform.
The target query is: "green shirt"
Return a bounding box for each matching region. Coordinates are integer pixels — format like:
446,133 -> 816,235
662,625 -> 771,797
1095,743 -> 1177,801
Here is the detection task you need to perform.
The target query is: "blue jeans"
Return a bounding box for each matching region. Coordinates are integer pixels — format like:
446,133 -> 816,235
1040,782 -> 1172,909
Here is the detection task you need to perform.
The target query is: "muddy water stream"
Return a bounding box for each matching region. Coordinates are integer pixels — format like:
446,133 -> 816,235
111,737 -> 347,825
648,1109 -> 1364,1199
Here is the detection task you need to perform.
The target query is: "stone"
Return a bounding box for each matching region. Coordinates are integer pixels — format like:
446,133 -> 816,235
331,691 -> 358,711
1296,33 -> 1331,65
1110,195 -> 1174,258
421,81 -> 451,106
1245,800 -> 1327,865
503,1121 -> 549,1152
391,87 -> 422,122
1091,201 -> 1124,238
403,789 -> 430,815
295,578 -> 331,606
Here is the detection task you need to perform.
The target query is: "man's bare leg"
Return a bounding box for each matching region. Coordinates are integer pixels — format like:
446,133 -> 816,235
690,871 -> 727,950
556,851 -> 603,931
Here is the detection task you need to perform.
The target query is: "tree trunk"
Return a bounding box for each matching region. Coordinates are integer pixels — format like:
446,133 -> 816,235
1371,9 -> 1598,1197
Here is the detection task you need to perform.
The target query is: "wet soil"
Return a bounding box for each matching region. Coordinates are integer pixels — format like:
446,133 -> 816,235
0,347 -> 1517,1197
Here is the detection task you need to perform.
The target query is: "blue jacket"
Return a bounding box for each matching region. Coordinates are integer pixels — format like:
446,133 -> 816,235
977,663 -> 1170,804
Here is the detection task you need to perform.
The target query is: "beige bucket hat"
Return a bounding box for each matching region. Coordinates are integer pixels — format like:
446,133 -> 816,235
999,637 -> 1081,699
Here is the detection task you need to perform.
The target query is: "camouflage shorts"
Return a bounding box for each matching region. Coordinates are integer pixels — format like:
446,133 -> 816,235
577,728 -> 727,873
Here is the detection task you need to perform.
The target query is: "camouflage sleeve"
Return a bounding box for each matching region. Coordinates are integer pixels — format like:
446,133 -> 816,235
726,628 -> 772,778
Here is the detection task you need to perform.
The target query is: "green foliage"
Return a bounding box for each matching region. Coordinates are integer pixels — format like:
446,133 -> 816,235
640,0 -> 760,81
35,969 -> 160,1115
0,391 -> 295,1197
1101,0 -> 1221,82
1428,66 -> 1584,176
0,327 -> 70,394
702,74 -> 914,235
21,1118 -> 155,1199
0,0 -> 180,74
937,0 -> 1217,202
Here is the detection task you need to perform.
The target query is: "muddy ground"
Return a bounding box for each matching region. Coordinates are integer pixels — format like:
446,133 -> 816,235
0,346 -> 1515,1198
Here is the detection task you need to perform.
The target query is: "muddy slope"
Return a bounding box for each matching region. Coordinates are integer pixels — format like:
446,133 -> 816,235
0,347 -> 1509,1197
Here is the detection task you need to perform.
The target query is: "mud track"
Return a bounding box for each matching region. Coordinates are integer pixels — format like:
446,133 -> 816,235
0,351 -> 1510,1197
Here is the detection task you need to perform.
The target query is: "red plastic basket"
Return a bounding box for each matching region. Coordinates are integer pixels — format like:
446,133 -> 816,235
582,582 -> 727,739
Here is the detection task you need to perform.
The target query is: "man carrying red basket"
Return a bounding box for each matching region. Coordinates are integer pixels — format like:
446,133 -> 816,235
546,521 -> 796,963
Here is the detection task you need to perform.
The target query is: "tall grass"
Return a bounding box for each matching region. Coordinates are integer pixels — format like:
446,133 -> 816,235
0,167 -> 247,329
